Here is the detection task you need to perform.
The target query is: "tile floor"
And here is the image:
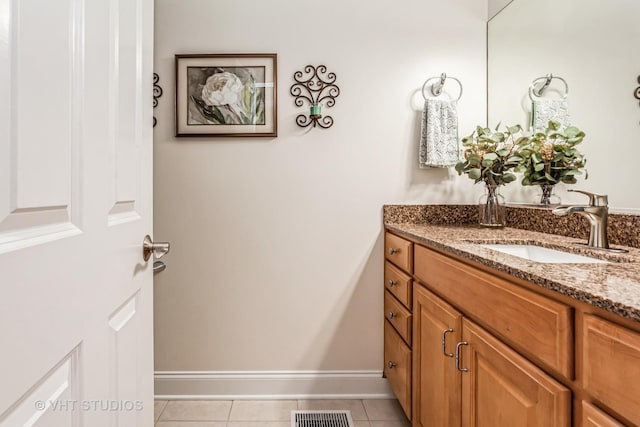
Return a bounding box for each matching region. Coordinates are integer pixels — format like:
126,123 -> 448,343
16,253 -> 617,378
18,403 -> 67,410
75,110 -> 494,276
154,399 -> 411,427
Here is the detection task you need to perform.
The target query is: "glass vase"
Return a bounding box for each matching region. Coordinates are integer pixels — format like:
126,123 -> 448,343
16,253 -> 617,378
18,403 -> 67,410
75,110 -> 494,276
537,184 -> 561,206
479,184 -> 506,227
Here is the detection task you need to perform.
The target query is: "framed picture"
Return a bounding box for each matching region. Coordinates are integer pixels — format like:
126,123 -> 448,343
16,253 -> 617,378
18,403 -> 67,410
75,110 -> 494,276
175,53 -> 277,137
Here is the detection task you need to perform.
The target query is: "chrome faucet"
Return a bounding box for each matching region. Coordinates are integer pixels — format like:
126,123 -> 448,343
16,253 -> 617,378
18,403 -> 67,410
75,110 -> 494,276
552,189 -> 612,250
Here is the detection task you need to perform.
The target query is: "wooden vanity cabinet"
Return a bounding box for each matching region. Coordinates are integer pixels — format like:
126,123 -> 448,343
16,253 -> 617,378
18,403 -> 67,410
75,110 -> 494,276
385,231 -> 640,426
412,268 -> 570,427
383,233 -> 414,419
580,401 -> 625,427
582,314 -> 640,426
460,319 -> 570,426
413,285 -> 462,427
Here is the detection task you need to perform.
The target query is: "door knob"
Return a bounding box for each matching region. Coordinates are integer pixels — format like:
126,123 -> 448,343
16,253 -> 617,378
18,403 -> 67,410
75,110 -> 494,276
142,235 -> 170,261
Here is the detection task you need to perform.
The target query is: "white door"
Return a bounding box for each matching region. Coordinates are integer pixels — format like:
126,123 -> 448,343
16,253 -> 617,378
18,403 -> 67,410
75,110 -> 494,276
0,0 -> 155,426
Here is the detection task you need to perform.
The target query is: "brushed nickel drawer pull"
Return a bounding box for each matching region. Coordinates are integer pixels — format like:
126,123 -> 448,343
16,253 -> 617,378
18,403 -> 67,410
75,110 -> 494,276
441,328 -> 454,357
388,248 -> 399,255
388,312 -> 397,320
387,279 -> 397,287
455,341 -> 469,372
387,361 -> 397,369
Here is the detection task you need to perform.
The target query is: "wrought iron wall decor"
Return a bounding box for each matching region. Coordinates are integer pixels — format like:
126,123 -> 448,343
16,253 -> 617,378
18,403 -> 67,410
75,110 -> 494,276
153,73 -> 163,127
290,65 -> 339,129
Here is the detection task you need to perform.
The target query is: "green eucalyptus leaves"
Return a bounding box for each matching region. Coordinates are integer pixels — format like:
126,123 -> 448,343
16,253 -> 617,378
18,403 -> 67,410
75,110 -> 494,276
518,120 -> 587,186
455,124 -> 525,186
455,120 -> 587,187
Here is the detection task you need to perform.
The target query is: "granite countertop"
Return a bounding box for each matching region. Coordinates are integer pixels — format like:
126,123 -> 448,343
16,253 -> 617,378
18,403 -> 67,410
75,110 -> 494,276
385,222 -> 640,322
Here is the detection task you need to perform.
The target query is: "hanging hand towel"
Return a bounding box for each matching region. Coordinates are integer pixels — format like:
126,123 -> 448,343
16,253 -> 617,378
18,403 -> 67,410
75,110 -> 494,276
419,98 -> 459,168
531,98 -> 570,131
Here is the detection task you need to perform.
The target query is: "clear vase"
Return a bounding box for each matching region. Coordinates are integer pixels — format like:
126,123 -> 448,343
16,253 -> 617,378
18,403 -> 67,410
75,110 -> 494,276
537,184 -> 561,205
479,184 -> 506,227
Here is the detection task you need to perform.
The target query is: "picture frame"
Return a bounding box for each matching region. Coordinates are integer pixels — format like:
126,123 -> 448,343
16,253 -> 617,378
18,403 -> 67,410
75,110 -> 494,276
175,53 -> 277,137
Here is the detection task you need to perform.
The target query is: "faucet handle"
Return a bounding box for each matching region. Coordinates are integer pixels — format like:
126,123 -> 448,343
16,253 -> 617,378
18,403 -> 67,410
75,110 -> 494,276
568,189 -> 608,207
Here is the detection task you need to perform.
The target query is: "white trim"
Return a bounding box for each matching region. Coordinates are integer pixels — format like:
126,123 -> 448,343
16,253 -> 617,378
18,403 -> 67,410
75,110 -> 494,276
154,370 -> 394,400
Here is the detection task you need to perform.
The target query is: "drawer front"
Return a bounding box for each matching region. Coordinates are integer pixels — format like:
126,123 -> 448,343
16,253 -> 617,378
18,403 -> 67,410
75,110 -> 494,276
384,321 -> 411,420
414,244 -> 573,379
384,261 -> 412,309
384,291 -> 412,345
385,233 -> 413,273
583,315 -> 640,426
581,401 -> 625,427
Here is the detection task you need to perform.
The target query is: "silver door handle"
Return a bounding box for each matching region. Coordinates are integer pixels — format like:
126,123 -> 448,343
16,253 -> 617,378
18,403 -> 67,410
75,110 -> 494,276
455,341 -> 469,372
143,235 -> 170,261
441,328 -> 454,357
153,261 -> 166,274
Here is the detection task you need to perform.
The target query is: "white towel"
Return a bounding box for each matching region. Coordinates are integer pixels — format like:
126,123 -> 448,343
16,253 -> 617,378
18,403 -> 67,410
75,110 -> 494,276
419,99 -> 459,168
531,98 -> 570,132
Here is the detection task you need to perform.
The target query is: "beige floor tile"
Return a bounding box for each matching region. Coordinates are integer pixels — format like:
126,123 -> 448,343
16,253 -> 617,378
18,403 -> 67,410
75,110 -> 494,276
297,399 -> 367,420
353,422 -> 371,427
155,400 -> 168,422
228,400 -> 298,421
370,421 -> 411,427
227,422 -> 291,427
158,400 -> 232,421
362,400 -> 407,421
155,422 -> 226,427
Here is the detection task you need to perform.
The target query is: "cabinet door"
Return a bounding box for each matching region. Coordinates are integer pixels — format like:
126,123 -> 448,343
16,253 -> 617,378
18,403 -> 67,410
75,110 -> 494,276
583,314 -> 640,426
461,319 -> 571,427
581,401 -> 625,427
413,285 -> 462,427
384,321 -> 412,419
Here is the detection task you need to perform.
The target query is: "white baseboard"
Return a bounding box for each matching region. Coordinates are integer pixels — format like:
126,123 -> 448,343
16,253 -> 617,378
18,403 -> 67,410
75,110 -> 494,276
154,370 -> 394,400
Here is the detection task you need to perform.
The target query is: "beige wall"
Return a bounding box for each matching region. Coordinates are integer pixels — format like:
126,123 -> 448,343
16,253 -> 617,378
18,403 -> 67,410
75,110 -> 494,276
488,0 -> 514,19
153,0 -> 487,374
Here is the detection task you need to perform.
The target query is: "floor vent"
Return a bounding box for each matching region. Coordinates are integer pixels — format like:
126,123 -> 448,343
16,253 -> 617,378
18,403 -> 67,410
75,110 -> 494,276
291,410 -> 354,427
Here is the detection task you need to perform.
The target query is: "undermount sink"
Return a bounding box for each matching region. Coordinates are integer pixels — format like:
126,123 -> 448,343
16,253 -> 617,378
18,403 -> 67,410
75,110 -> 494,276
481,244 -> 607,264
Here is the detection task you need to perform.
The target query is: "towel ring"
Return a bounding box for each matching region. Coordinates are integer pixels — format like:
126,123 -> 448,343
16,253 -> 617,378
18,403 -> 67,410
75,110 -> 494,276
529,74 -> 569,101
422,73 -> 463,102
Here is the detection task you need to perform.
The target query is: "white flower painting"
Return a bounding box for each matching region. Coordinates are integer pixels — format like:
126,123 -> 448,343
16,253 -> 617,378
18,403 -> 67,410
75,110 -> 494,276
187,66 -> 266,126
175,54 -> 277,137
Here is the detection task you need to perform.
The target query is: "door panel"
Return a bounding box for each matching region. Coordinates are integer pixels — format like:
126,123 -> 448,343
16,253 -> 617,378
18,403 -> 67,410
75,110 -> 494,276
0,0 -> 154,424
0,348 -> 80,427
413,285 -> 462,427
108,0 -> 144,225
0,0 -> 82,248
461,319 -> 571,427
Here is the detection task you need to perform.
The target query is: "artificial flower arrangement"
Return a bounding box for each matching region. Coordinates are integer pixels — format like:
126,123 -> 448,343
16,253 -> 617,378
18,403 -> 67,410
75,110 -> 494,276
516,120 -> 587,187
454,124 -> 526,186
455,120 -> 588,225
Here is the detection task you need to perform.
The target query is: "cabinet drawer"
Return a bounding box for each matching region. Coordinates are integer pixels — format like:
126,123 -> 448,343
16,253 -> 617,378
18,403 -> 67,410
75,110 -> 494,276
581,401 -> 624,427
414,244 -> 573,379
385,233 -> 413,273
384,261 -> 412,309
384,291 -> 412,345
384,321 -> 411,420
583,315 -> 640,426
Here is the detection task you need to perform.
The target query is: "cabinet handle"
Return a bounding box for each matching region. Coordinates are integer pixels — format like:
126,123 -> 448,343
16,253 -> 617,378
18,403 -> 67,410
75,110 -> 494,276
441,328 -> 454,357
387,312 -> 397,320
455,341 -> 469,372
387,280 -> 397,287
388,248 -> 399,255
387,361 -> 397,369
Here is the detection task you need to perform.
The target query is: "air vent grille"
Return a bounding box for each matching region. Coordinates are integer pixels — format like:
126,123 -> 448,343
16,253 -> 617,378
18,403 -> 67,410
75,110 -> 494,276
291,410 -> 354,427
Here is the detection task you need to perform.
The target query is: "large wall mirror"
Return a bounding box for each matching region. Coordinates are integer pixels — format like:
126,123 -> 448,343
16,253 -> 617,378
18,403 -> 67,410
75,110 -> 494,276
488,0 -> 640,211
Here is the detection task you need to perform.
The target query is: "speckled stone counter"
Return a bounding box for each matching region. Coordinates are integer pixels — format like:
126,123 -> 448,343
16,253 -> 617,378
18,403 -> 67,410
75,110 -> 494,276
384,206 -> 640,323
